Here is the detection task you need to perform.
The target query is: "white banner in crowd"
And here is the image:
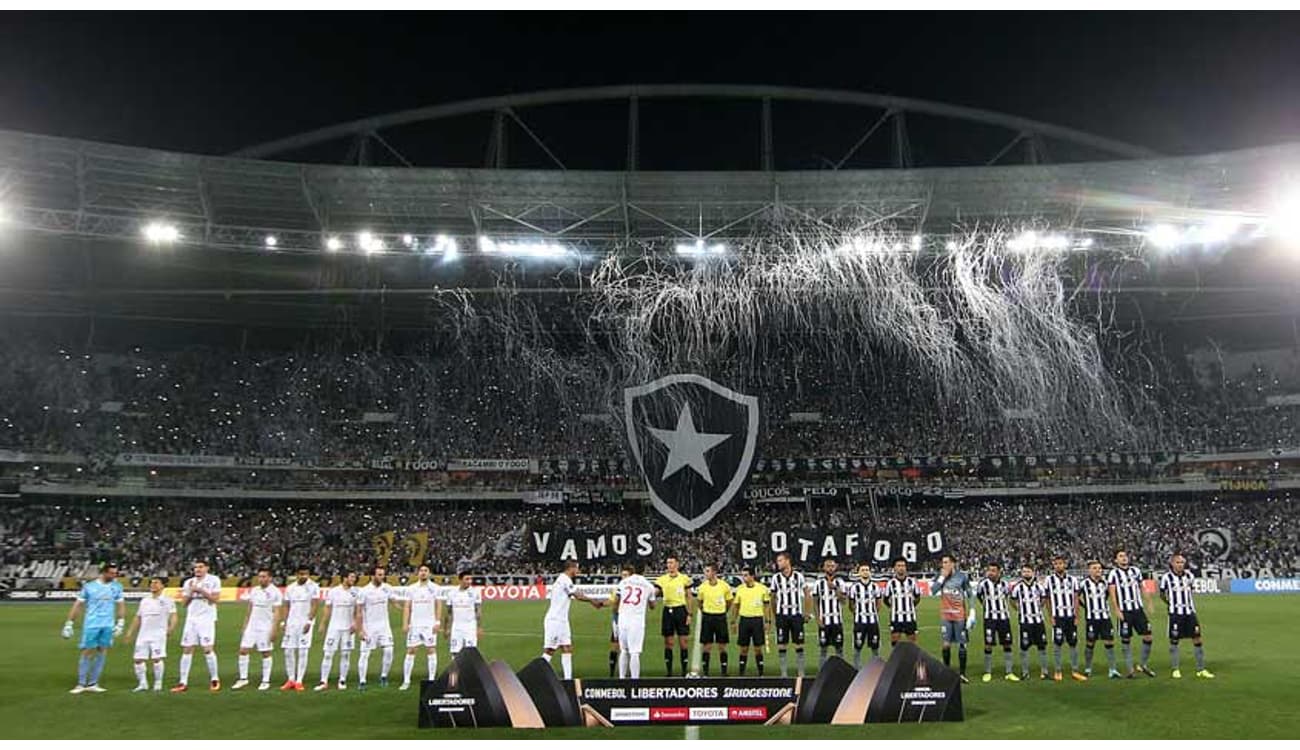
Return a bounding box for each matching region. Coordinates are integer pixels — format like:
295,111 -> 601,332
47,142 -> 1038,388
114,453 -> 236,467
446,458 -> 535,472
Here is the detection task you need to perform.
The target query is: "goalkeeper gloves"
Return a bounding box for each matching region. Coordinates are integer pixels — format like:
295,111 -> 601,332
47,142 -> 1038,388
113,618 -> 125,637
965,612 -> 977,631
62,621 -> 74,639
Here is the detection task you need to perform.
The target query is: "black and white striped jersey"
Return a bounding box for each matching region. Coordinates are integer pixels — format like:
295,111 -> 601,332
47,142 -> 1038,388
1009,579 -> 1047,624
1079,577 -> 1111,620
1157,570 -> 1198,615
976,578 -> 1012,621
885,576 -> 920,623
1044,573 -> 1080,620
846,580 -> 882,624
769,570 -> 807,616
812,576 -> 846,625
1106,565 -> 1145,612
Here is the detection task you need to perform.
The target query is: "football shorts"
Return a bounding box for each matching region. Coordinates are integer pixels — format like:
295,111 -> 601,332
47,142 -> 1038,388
407,626 -> 438,648
853,621 -> 881,651
180,620 -> 216,648
984,619 -> 1013,647
280,619 -> 315,649
323,629 -> 356,652
239,626 -> 275,652
543,619 -> 572,650
133,636 -> 166,660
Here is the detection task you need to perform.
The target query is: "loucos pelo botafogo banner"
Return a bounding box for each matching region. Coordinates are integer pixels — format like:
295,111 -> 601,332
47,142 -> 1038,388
527,525 -> 946,565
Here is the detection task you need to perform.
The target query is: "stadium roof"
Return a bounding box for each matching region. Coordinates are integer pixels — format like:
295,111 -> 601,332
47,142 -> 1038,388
1,87 -> 1298,341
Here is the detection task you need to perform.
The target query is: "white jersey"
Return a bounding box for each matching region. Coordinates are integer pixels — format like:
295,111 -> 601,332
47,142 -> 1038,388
244,584 -> 284,631
357,582 -> 397,632
616,574 -> 656,623
406,582 -> 441,629
283,579 -> 320,623
325,585 -> 359,631
545,573 -> 576,623
446,587 -> 482,630
182,573 -> 223,625
136,593 -> 176,640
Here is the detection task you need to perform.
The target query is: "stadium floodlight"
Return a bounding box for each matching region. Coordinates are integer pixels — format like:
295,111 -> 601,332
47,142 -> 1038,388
325,235 -> 343,252
944,240 -> 958,251
1077,237 -> 1095,249
1145,224 -> 1181,250
1006,230 -> 1038,252
264,235 -> 278,248
1267,189 -> 1300,246
910,234 -> 923,251
402,234 -> 415,248
430,234 -> 460,261
1043,234 -> 1069,250
478,235 -> 571,259
1200,215 -> 1243,244
358,231 -> 385,255
675,240 -> 706,256
675,239 -> 726,256
142,221 -> 180,244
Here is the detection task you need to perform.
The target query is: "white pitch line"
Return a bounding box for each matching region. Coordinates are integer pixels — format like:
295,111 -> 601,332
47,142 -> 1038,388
685,725 -> 699,740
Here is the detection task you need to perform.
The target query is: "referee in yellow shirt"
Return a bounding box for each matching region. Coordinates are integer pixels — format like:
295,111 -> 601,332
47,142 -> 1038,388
732,567 -> 772,676
654,557 -> 693,676
696,565 -> 733,676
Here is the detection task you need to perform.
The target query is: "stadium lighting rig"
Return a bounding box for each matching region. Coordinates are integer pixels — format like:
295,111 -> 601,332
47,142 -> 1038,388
324,235 -> 343,252
142,221 -> 180,245
263,235 -> 278,248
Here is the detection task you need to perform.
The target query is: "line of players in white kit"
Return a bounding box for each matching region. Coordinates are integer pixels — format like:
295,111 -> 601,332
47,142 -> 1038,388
64,560 -> 481,693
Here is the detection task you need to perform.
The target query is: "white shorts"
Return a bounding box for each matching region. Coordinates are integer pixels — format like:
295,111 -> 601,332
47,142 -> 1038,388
240,626 -> 275,652
180,620 -> 216,648
361,629 -> 394,650
323,629 -> 355,652
281,619 -> 315,649
449,626 -> 478,654
543,619 -> 572,650
618,621 -> 646,655
133,636 -> 166,660
406,626 -> 438,648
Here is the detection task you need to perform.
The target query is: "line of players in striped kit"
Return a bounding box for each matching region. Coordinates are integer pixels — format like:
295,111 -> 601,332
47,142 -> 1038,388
62,560 -> 484,694
809,548 -> 1215,683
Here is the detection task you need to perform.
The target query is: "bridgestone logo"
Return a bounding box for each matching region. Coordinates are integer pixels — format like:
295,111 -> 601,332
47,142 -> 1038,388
721,686 -> 794,699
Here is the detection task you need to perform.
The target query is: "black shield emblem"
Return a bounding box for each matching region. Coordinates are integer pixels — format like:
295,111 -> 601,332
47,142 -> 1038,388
624,374 -> 759,531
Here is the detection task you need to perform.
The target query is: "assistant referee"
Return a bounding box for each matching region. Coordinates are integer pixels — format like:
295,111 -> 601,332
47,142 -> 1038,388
654,557 -> 693,676
696,564 -> 733,676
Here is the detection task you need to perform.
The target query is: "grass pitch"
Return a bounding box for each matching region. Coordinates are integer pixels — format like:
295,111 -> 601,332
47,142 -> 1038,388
1,596 -> 1297,739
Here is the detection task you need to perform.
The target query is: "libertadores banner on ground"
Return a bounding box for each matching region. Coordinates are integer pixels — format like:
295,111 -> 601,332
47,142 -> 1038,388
418,644 -> 961,728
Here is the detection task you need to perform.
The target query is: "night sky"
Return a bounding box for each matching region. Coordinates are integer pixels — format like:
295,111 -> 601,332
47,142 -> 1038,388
1,12 -> 1297,167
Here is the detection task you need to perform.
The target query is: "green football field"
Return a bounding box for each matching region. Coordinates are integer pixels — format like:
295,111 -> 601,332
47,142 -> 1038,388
2,596 -> 1297,739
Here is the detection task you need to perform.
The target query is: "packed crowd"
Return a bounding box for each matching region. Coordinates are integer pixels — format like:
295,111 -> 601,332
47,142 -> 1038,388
2,338 -> 1299,464
2,494 -> 1295,581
